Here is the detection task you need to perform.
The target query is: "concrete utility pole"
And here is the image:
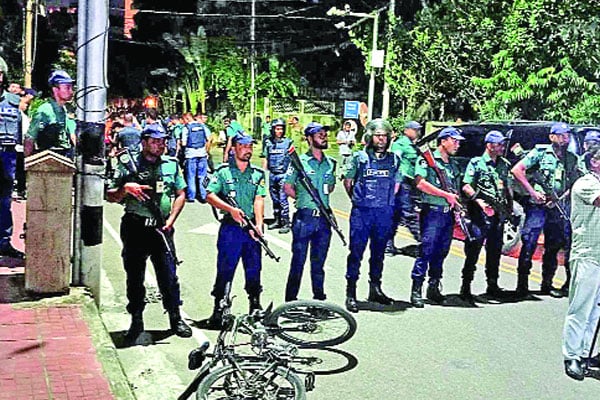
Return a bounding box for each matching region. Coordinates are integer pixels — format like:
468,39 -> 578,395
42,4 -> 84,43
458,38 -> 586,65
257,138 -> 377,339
74,0 -> 108,305
250,0 -> 256,136
23,0 -> 35,87
381,0 -> 395,119
366,12 -> 379,122
327,6 -> 387,121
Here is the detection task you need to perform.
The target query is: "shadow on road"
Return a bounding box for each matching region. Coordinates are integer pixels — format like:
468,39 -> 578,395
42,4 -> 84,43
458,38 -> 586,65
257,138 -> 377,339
355,299 -> 412,313
303,347 -> 359,376
110,329 -> 174,348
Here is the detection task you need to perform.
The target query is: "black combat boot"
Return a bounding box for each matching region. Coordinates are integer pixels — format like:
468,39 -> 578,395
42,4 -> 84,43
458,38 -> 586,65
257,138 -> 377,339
426,280 -> 445,304
169,308 -> 192,338
249,294 -> 262,314
345,283 -> 359,313
367,281 -> 394,305
410,281 -> 424,308
207,298 -> 224,329
267,216 -> 281,230
384,239 -> 401,256
459,281 -> 475,305
486,280 -> 505,298
516,274 -> 529,297
278,219 -> 291,234
540,281 -> 563,298
125,311 -> 144,341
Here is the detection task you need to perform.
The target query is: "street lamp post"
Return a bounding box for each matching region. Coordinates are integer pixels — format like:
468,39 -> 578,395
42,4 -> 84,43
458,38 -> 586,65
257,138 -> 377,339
327,5 -> 387,121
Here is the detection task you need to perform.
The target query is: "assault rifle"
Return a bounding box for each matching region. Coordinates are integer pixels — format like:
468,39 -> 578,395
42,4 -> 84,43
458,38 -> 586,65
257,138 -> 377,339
474,185 -> 518,226
534,175 -> 571,222
287,146 -> 347,246
221,193 -> 281,262
116,148 -> 182,265
420,148 -> 476,242
510,142 -> 574,222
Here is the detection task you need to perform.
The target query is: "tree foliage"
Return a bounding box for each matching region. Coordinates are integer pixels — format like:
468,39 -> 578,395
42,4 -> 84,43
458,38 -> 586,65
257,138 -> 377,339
164,29 -> 299,115
355,0 -> 600,123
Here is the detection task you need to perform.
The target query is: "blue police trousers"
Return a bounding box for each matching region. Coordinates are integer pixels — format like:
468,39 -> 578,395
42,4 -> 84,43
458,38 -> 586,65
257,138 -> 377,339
184,156 -> 208,201
269,173 -> 289,223
411,205 -> 454,285
120,214 -> 182,314
391,181 -> 421,242
346,206 -> 394,285
212,222 -> 262,300
285,209 -> 332,301
517,203 -> 571,285
0,150 -> 17,249
462,210 -> 503,284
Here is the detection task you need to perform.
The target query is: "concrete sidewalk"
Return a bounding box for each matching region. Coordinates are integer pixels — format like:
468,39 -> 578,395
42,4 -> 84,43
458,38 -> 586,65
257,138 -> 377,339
0,289 -> 135,400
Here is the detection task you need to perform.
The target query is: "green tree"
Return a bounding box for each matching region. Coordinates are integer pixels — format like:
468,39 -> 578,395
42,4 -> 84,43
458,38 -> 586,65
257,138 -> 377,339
362,0 -> 600,122
255,56 -> 299,101
472,0 -> 600,123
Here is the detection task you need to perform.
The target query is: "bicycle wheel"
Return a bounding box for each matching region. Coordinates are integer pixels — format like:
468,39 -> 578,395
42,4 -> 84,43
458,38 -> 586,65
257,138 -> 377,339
196,363 -> 306,400
265,300 -> 357,348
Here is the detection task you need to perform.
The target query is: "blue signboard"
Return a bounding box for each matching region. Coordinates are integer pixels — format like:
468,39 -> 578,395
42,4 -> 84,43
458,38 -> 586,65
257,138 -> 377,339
343,101 -> 360,119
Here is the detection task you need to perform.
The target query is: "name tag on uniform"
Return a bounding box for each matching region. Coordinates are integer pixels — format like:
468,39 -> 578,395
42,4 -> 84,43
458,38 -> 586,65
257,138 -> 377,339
554,168 -> 563,181
156,181 -> 165,193
323,184 -> 329,195
365,169 -> 390,177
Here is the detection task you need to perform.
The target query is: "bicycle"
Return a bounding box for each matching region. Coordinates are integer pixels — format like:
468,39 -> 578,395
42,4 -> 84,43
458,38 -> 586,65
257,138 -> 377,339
178,290 -> 356,400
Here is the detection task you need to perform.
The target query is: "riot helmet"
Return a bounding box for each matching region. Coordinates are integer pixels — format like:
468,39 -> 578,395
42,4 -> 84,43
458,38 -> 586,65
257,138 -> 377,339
270,118 -> 287,137
363,118 -> 393,151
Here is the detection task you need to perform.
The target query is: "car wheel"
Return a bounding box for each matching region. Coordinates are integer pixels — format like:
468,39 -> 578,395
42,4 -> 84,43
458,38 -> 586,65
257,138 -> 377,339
502,202 -> 524,255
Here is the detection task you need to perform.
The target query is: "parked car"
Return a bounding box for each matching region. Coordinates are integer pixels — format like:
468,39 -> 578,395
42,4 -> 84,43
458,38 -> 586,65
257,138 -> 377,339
417,120 -> 598,254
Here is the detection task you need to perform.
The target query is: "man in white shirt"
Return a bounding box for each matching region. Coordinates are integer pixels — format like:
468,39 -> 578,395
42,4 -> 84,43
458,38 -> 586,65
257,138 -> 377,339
336,120 -> 356,179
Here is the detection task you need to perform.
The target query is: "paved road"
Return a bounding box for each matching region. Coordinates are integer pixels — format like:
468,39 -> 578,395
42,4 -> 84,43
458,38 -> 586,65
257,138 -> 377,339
100,176 -> 598,400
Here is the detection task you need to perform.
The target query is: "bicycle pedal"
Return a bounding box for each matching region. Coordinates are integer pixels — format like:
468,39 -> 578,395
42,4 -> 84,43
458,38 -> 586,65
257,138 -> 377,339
305,372 -> 316,392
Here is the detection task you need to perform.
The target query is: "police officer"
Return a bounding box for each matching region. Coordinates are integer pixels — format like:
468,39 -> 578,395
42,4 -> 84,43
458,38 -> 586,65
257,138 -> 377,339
222,113 -> 246,163
0,56 -> 25,259
206,134 -> 267,325
460,131 -> 512,303
116,113 -> 142,155
284,122 -> 337,302
410,127 -> 464,308
261,115 -> 271,154
262,118 -> 293,234
25,70 -> 76,158
107,124 -> 192,341
387,120 -> 422,254
511,122 -> 579,298
182,113 -> 211,203
344,119 -> 402,313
